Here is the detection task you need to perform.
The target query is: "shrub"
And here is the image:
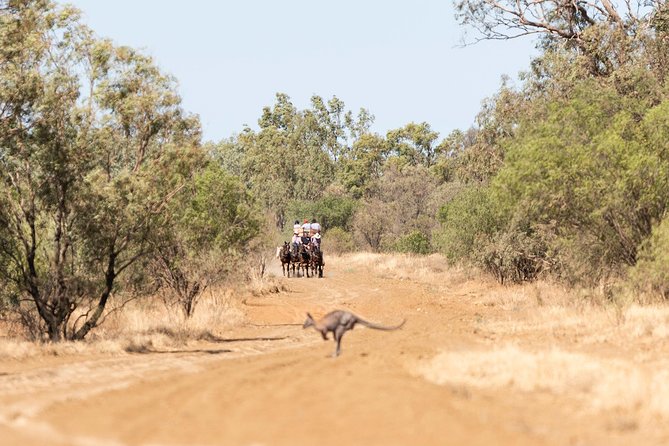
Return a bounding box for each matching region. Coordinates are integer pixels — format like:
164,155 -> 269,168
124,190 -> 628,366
324,227 -> 355,255
352,198 -> 392,251
394,230 -> 432,254
287,195 -> 357,232
474,229 -> 548,284
630,217 -> 669,299
435,186 -> 501,262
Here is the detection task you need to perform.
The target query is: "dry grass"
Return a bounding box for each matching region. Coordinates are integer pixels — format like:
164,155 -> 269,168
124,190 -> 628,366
416,345 -> 669,421
0,285 -> 249,360
336,253 -> 669,345
339,252 -> 477,286
0,338 -> 126,360
245,269 -> 290,297
380,254 -> 669,422
0,259 -> 294,360
470,279 -> 669,346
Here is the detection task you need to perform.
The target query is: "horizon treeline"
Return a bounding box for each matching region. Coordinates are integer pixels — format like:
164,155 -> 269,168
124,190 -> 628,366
2,0 -> 669,341
213,0 -> 669,296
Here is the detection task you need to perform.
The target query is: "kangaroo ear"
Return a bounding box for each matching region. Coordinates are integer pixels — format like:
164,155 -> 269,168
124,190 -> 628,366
306,312 -> 313,319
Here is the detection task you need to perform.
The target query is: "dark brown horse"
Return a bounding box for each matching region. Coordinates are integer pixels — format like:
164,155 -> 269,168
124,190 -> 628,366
310,243 -> 324,278
289,243 -> 301,277
279,242 -> 292,277
297,243 -> 312,278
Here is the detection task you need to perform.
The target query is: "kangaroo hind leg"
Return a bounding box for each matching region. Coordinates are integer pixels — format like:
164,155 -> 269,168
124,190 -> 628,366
333,326 -> 346,357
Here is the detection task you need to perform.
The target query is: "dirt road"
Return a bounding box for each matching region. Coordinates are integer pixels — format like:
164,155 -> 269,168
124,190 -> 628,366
0,255 -> 667,445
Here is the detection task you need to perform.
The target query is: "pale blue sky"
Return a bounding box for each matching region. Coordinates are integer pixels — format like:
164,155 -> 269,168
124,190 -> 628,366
63,1 -> 537,143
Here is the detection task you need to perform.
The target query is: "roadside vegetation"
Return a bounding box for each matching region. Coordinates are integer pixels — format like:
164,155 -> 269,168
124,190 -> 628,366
2,0 -> 669,343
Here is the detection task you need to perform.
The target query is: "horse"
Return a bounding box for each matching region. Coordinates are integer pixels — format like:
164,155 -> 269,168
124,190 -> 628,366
279,242 -> 292,277
310,243 -> 324,278
289,243 -> 301,277
297,243 -> 312,278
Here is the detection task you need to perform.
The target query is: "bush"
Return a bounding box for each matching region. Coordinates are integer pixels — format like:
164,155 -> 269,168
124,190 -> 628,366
286,195 -> 357,232
435,186 -> 501,262
474,229 -> 548,284
351,198 -> 392,251
489,91 -> 669,282
324,227 -> 355,255
394,230 -> 432,254
630,217 -> 669,298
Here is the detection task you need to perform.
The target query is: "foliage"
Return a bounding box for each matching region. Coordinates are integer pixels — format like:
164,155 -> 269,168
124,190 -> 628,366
630,216 -> 669,299
394,230 -> 432,255
490,83 -> 669,281
233,93 -> 373,229
386,122 -> 441,168
0,1 -> 201,340
151,163 -> 260,318
475,227 -> 550,284
286,195 -> 357,234
352,164 -> 440,252
351,198 -> 392,252
454,0 -> 653,75
435,186 -> 500,262
323,227 -> 355,255
337,133 -> 387,198
433,79 -> 523,185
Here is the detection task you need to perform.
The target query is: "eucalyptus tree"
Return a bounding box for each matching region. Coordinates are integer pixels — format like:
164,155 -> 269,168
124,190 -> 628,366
386,122 -> 440,168
308,95 -> 374,163
454,0 -> 659,75
239,93 -> 373,229
0,0 -> 201,340
338,133 -> 388,198
238,108 -> 332,230
151,163 -> 259,319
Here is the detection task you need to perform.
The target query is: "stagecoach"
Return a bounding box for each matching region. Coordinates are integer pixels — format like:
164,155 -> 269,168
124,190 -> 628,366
278,241 -> 324,278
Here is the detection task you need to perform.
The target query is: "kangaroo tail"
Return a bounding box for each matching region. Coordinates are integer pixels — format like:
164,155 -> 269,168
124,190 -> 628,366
358,318 -> 406,331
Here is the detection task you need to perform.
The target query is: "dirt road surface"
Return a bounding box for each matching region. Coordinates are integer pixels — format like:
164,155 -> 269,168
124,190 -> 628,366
0,256 -> 667,445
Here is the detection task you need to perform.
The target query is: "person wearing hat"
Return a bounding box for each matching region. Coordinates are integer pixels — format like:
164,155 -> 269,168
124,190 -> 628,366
293,220 -> 301,236
311,231 -> 321,248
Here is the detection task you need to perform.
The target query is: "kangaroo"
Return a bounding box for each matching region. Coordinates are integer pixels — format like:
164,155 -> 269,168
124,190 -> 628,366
303,310 -> 406,357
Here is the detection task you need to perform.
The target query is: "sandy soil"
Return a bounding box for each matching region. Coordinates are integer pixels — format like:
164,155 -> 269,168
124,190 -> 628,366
0,257 -> 668,446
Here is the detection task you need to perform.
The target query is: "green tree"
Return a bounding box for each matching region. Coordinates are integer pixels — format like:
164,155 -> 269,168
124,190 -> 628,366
338,133 -> 388,198
394,230 -> 432,254
489,82 -> 669,281
436,186 -> 500,262
386,122 -> 440,168
240,94 -> 335,229
0,1 -> 201,340
353,164 -> 439,251
237,93 -> 373,229
287,194 -> 357,235
151,163 -> 259,318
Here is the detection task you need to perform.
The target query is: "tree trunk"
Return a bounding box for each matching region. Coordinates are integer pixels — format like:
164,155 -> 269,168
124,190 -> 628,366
72,251 -> 116,340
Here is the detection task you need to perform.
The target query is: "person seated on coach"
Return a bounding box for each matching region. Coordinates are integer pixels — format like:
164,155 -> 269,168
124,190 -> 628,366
293,219 -> 301,237
310,218 -> 321,236
291,230 -> 302,253
311,232 -> 321,249
301,219 -> 311,244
